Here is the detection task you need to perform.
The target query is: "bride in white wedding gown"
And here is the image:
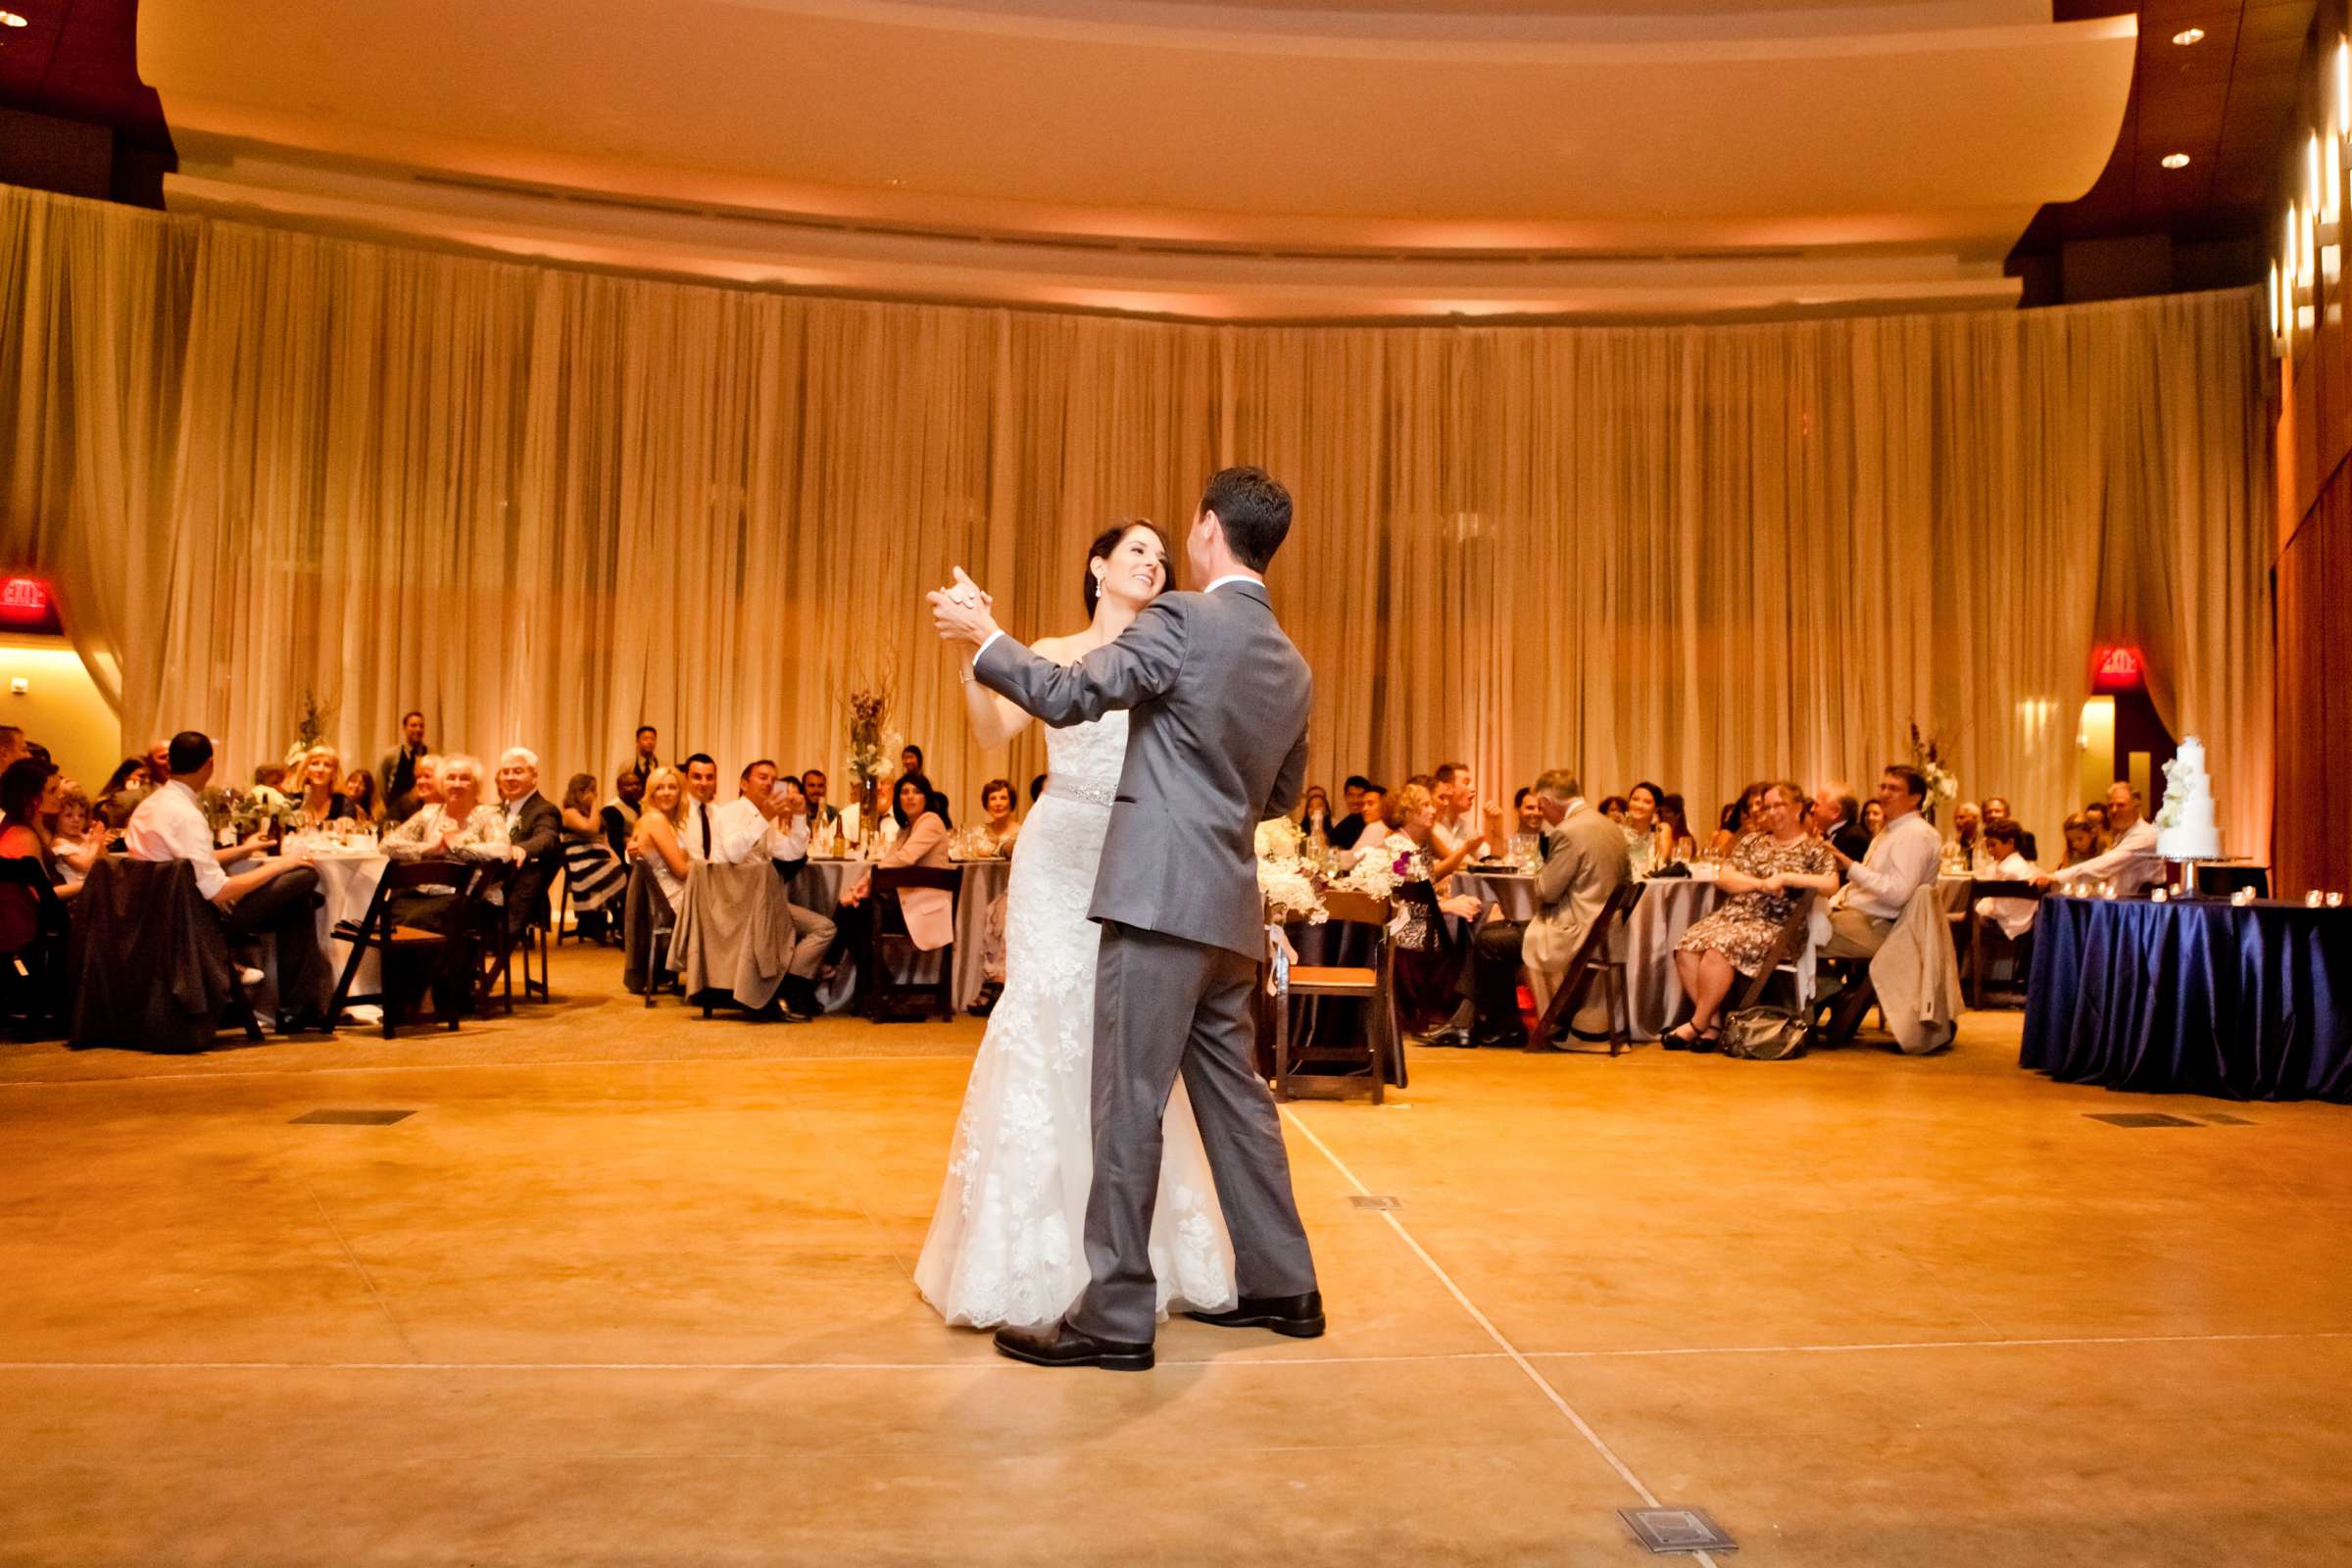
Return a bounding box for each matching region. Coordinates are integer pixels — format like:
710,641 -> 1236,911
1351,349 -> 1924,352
914,522 -> 1239,1329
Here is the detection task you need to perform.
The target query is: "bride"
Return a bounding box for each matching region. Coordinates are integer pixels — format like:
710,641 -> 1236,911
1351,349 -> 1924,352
913,521 -> 1239,1329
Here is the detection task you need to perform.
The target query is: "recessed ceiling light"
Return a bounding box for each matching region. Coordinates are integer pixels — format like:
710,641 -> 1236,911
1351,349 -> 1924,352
0,11 -> 28,26
2162,153 -> 2192,170
2172,26 -> 2204,45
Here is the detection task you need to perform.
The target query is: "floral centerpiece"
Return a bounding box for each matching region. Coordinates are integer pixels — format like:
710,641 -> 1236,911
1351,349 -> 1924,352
1905,720 -> 1960,825
1254,820 -> 1432,923
280,687 -> 338,773
845,677 -> 903,823
200,784 -> 303,840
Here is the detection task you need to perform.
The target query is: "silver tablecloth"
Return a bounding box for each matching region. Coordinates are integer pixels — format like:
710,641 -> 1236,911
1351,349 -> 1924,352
1452,868 -> 1538,923
1622,877 -> 1724,1039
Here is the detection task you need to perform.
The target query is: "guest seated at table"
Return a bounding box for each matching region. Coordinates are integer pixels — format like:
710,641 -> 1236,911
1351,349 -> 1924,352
1385,784 -> 1488,1031
1809,782 -> 1872,862
1432,762 -> 1480,854
410,755 -> 444,811
1622,781 -> 1675,872
558,773 -> 627,942
1329,782 -> 1386,853
1707,782 -> 1769,856
2038,782 -> 2161,895
1598,795 -> 1629,825
49,783 -> 107,877
96,756 -> 153,829
971,778 -> 1021,858
1511,785 -> 1547,843
627,766 -> 691,915
1669,781 -> 1838,1050
1973,821 -> 2038,942
2081,801 -> 2110,842
678,754 -> 722,861
707,759 -> 831,1019
1297,784 -> 1335,842
1947,800 -> 1985,868
1822,764 -> 1941,962
1341,775 -> 1371,822
0,759 -> 83,951
340,766 -> 382,826
800,767 -> 841,842
289,746 -> 360,832
1657,792 -> 1698,861
1981,796 -> 2037,861
1862,799 -> 1886,839
602,769 -> 645,861
897,745 -> 953,830
840,772 -> 956,951
491,748 -> 564,940
384,755 -> 511,864
124,731 -> 333,1033
1452,769 -> 1633,1050
144,738 -> 172,788
2057,810 -> 2105,867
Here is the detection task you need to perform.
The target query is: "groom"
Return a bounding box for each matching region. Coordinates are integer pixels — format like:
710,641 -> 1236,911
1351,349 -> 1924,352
928,466 -> 1323,1371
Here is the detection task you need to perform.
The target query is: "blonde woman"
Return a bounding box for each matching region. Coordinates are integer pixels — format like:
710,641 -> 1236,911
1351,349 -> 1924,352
627,764 -> 691,914
292,745 -> 359,830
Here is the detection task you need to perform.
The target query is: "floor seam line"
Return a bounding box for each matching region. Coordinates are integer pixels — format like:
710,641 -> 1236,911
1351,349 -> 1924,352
304,1183 -> 422,1364
1280,1104 -> 1713,1568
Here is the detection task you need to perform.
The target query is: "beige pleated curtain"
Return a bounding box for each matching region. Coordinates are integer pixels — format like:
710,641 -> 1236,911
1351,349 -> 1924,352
0,184 -> 2273,858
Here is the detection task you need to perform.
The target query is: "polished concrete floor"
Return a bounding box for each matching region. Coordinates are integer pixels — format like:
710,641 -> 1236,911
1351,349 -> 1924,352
4,945 -> 2348,1566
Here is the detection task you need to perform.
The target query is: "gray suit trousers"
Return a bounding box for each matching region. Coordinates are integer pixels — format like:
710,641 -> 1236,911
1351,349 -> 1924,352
1066,921 -> 1319,1344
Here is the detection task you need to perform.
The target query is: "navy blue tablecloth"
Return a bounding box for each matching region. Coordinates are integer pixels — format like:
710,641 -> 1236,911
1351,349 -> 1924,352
2020,897 -> 2352,1102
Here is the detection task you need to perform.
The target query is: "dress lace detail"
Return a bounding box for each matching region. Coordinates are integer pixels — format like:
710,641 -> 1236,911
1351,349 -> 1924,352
915,710 -> 1239,1329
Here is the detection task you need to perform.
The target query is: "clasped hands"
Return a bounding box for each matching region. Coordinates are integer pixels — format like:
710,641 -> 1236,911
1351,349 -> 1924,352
926,566 -> 1001,649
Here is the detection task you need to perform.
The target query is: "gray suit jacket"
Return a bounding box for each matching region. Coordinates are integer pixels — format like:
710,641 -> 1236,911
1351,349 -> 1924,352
974,580 -> 1310,958
1522,803 -> 1633,1000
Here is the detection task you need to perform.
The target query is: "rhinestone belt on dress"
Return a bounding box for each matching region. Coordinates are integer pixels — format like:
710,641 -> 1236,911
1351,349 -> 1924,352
1045,777 -> 1115,808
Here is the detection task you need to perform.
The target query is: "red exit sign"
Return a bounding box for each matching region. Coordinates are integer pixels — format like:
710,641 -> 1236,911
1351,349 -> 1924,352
2091,644 -> 2143,692
0,575 -> 63,635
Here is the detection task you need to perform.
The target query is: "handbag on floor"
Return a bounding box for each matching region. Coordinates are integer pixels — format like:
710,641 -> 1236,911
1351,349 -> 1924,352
1720,1004 -> 1810,1060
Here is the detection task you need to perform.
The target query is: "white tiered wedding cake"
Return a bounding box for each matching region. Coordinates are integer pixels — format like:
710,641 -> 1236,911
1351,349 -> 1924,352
2156,736 -> 2221,860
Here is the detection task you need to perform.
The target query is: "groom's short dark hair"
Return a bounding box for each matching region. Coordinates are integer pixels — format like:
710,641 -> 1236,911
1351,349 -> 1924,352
1201,466 -> 1292,571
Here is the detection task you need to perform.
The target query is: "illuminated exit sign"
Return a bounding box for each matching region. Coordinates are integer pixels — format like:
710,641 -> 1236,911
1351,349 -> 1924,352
2091,645 -> 2143,692
0,575 -> 63,635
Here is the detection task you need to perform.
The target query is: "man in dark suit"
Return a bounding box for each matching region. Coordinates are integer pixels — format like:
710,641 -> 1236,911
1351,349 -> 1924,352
378,710 -> 428,818
1811,782 -> 1874,863
618,725 -> 662,793
492,747 -> 564,942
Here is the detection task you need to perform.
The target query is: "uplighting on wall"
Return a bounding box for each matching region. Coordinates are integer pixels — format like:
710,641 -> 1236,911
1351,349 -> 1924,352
2161,153 -> 2191,170
2172,26 -> 2204,45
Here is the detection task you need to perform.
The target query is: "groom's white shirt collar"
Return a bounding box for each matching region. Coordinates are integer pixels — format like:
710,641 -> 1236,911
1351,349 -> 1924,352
972,574 -> 1263,662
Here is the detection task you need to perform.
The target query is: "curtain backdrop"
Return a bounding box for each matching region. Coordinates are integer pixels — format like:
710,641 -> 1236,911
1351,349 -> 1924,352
0,185 -> 2274,858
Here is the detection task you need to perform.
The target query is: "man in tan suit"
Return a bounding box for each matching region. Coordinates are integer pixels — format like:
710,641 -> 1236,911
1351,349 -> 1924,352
1454,768 -> 1632,1049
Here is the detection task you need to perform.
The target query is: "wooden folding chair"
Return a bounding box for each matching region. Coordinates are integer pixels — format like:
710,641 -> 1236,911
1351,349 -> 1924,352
328,859 -> 482,1038
622,860 -> 679,1006
1528,881 -> 1642,1056
865,866 -> 960,1023
0,856 -> 71,1040
1272,889 -> 1396,1104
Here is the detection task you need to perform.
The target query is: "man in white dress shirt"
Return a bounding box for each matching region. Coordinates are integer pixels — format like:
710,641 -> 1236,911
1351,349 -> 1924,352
1823,764 -> 1943,961
710,759 -> 836,1019
124,730 -> 334,1032
1432,761 -> 1480,858
679,754 -> 722,863
2038,780 -> 2162,896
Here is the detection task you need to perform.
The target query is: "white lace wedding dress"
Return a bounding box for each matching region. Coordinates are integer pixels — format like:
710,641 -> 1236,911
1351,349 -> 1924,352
914,710 -> 1238,1329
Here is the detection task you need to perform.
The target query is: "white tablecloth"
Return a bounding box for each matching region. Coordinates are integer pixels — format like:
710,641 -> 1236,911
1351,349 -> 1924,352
1453,868 -> 1538,923
310,852 -> 391,998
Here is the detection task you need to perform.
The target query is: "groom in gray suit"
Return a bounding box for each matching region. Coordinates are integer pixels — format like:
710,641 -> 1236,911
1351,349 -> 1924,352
928,466 -> 1323,1371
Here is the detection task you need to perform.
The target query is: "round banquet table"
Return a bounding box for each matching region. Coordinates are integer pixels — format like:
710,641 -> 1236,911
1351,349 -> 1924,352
2021,895 -> 2352,1101
1620,876 -> 1726,1039
788,858 -> 1009,1014
1451,867 -> 1538,924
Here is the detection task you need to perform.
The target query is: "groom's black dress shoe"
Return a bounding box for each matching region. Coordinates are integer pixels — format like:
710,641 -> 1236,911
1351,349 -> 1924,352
993,1320 -> 1154,1372
1186,1291 -> 1326,1339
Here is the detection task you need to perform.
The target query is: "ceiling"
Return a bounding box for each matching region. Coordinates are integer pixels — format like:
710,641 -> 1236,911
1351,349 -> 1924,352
2013,0 -> 2315,259
3,0 -> 2191,319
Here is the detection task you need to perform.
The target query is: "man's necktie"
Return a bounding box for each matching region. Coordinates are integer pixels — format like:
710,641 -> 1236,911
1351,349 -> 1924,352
700,808 -> 711,858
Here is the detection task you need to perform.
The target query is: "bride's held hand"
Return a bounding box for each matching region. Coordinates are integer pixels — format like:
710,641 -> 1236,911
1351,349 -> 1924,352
926,565 -> 1001,647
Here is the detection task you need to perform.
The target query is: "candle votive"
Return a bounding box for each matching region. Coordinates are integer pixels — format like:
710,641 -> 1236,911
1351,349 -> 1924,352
2150,889 -> 2169,905
2308,891 -> 2326,908
2330,892 -> 2346,908
2231,888 -> 2254,907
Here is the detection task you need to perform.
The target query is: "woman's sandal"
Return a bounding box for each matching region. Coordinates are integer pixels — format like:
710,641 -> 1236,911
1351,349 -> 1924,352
1691,1025 -> 1724,1055
1663,1022 -> 1700,1051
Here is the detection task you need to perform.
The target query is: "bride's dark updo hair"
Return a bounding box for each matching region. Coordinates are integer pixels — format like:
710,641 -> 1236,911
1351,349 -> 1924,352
1083,519 -> 1173,615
